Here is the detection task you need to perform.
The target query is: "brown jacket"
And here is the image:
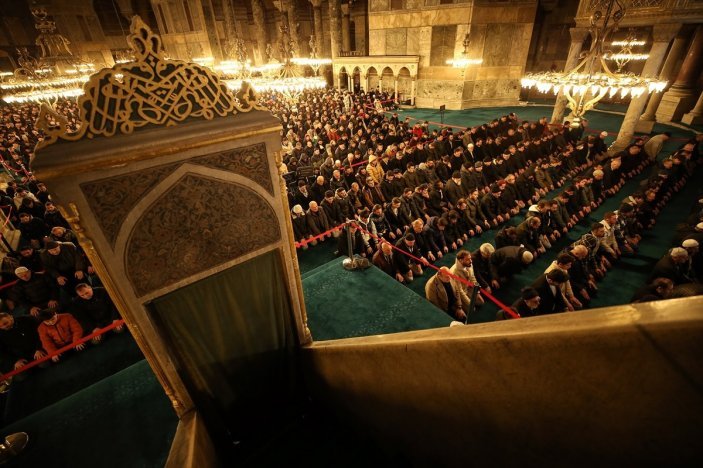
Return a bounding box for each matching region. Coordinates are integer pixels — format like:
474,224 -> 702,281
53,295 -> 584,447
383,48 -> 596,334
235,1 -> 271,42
425,273 -> 469,318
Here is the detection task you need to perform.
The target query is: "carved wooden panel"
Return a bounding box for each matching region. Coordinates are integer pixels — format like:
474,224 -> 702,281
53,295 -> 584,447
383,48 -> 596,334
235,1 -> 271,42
126,174 -> 280,297
81,142 -> 273,248
191,143 -> 273,195
81,164 -> 180,247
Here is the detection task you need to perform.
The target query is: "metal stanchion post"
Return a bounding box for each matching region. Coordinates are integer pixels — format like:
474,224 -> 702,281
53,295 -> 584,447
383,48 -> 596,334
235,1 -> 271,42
465,286 -> 479,324
342,220 -> 357,270
0,432 -> 29,464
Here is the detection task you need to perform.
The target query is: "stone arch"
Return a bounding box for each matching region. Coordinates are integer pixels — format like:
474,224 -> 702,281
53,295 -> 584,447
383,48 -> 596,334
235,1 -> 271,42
397,66 -> 412,103
117,164 -> 280,298
338,66 -> 349,90
352,66 -> 362,92
367,66 -> 379,91
94,0 -> 130,36
381,66 -> 394,94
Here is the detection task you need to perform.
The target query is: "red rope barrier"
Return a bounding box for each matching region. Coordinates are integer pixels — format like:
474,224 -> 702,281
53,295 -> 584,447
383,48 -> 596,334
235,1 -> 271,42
294,221 -> 346,248
0,319 -> 125,382
0,279 -> 18,291
350,222 -> 520,319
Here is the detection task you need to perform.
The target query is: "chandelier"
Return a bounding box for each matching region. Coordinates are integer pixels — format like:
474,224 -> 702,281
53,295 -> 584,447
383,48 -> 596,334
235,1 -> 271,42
290,35 -> 332,75
521,0 -> 666,124
446,29 -> 483,68
0,7 -> 95,106
223,26 -> 327,102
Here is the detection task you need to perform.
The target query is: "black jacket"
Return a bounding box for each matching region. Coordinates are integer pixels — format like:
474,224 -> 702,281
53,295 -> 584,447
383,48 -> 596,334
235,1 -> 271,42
0,315 -> 43,369
530,274 -> 568,315
71,287 -> 120,331
9,272 -> 58,308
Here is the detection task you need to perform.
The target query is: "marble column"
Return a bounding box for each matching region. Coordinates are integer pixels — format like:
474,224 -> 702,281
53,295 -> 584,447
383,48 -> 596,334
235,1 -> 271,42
341,2 -> 351,52
682,90 -> 703,125
611,24 -> 680,152
551,27 -> 589,124
309,0 -> 323,55
361,73 -> 367,92
657,25 -> 703,122
411,76 -> 416,106
287,0 -> 300,55
221,0 -> 237,52
250,0 -> 267,64
394,77 -> 398,102
636,32 -> 689,133
328,0 -> 342,59
201,0 -> 223,60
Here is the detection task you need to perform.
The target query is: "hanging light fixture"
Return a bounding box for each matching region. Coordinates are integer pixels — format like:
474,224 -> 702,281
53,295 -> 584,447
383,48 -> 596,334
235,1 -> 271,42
0,7 -> 95,106
446,28 -> 483,68
224,22 -> 326,102
290,35 -> 332,76
520,0 -> 666,125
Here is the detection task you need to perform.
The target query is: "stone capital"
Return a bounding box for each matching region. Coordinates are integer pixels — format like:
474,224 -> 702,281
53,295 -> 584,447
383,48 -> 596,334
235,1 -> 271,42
651,23 -> 681,43
308,0 -> 322,7
273,0 -> 290,12
341,3 -> 350,15
569,27 -> 589,44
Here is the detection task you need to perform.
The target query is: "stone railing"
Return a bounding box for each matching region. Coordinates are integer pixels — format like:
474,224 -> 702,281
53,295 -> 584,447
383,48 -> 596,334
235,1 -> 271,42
576,0 -> 703,24
338,50 -> 366,57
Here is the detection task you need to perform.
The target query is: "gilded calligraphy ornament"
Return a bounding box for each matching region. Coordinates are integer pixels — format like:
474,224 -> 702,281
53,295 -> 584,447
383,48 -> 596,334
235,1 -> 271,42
36,16 -> 265,150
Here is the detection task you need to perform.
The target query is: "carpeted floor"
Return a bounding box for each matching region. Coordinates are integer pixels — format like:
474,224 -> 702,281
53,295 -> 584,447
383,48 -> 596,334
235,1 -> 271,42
2,359 -> 178,468
1,330 -> 145,425
303,259 -> 452,340
297,105 -> 700,328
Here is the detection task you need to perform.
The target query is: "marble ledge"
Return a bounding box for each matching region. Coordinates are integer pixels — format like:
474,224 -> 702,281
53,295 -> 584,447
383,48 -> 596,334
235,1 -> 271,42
369,6 -> 471,29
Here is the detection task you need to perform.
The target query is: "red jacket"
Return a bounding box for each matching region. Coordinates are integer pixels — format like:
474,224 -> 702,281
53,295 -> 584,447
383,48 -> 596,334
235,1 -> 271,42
38,313 -> 84,354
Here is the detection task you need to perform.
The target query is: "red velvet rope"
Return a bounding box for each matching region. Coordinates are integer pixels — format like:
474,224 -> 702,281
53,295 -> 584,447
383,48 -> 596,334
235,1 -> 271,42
0,319 -> 126,382
294,222 -> 346,248
349,222 -> 521,319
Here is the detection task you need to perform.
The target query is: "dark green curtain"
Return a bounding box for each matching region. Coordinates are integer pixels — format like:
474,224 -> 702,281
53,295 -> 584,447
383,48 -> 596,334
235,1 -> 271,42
150,249 -> 300,454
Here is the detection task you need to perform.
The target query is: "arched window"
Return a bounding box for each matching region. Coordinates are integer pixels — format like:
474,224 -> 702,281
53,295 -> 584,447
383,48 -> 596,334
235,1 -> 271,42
93,0 -> 130,36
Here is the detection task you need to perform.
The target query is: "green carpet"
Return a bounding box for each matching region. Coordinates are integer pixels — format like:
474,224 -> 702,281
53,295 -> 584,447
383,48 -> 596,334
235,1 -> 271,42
303,259 -> 452,340
1,359 -> 177,468
297,106 -> 699,328
298,240 -> 338,277
1,331 -> 145,424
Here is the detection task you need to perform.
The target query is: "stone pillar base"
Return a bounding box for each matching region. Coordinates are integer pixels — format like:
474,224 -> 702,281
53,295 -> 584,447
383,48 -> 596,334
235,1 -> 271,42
655,93 -> 696,122
634,119 -> 657,134
681,112 -> 703,125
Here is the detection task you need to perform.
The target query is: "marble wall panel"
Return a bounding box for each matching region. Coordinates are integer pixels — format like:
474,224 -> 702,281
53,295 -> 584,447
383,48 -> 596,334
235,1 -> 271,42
370,0 -> 391,12
417,79 -> 463,101
418,26 -> 432,67
482,23 -> 516,67
368,6 -> 471,29
369,29 -> 386,55
406,27 -> 422,55
462,80 -> 474,101
454,24 -> 470,59
472,78 -> 520,100
386,28 -> 408,55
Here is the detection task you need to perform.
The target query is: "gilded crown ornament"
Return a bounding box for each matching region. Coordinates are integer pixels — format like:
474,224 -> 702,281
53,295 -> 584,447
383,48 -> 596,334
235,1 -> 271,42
36,16 -> 264,150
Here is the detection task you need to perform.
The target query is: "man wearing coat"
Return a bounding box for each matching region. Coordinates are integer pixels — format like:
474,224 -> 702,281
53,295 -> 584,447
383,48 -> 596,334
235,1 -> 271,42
530,269 -> 570,315
425,267 -> 469,321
